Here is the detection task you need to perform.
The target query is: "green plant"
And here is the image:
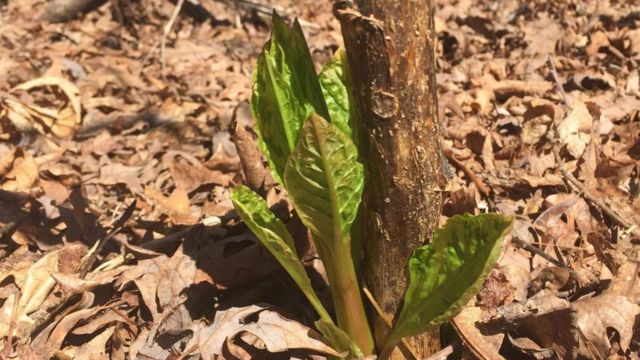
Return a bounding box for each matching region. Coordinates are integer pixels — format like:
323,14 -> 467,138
231,12 -> 513,359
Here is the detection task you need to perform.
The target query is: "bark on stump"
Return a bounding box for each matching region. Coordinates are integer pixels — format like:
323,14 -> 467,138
334,1 -> 445,358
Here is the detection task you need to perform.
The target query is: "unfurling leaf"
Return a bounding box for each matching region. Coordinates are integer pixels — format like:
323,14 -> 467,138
251,12 -> 330,184
284,113 -> 374,354
284,113 -> 363,247
230,186 -> 332,324
319,48 -> 355,140
383,214 -> 513,354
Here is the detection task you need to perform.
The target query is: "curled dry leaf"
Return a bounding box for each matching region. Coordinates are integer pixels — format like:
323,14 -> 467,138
46,306 -> 101,353
573,261 -> 640,358
0,148 -> 39,192
557,99 -> 593,158
58,326 -> 115,360
196,305 -> 340,359
1,76 -> 82,139
0,248 -> 60,339
50,272 -> 109,296
144,187 -> 199,225
574,294 -> 639,358
167,153 -> 233,192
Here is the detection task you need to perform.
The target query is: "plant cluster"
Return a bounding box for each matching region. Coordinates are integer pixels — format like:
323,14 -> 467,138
232,12 -> 513,359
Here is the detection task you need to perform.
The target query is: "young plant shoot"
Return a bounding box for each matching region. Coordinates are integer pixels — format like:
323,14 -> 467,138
232,11 -> 513,359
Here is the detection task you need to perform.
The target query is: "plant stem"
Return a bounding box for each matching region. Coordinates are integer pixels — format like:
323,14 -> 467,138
322,240 -> 376,356
378,339 -> 399,360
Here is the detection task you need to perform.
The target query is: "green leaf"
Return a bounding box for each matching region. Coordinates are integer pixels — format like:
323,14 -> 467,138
284,114 -> 374,354
284,113 -> 363,246
230,185 -> 332,325
251,12 -> 330,184
385,214 -> 513,351
319,48 -> 355,140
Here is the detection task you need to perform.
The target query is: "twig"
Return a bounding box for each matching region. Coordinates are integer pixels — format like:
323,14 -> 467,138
138,39 -> 160,76
108,305 -> 138,329
546,55 -> 640,239
443,147 -> 490,196
546,55 -> 569,109
26,201 -> 136,342
160,0 -> 186,78
1,292 -> 20,358
362,287 -> 419,360
425,345 -> 454,360
511,235 -> 572,270
551,144 -> 640,238
79,200 -> 136,277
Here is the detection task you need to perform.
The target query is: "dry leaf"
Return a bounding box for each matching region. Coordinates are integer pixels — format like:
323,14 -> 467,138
1,148 -> 38,192
0,249 -> 60,339
196,305 -> 339,359
144,187 -> 198,225
557,100 -> 592,158
2,76 -> 82,139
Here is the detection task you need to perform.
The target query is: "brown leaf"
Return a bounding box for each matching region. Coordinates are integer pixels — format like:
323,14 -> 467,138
586,31 -> 610,57
498,294 -> 579,359
491,80 -> 553,100
97,162 -> 143,194
196,305 -> 339,359
46,305 -> 101,352
574,293 -> 639,358
58,326 -> 114,360
2,76 -> 82,139
524,15 -> 564,56
557,99 -> 593,158
168,153 -> 232,192
1,148 -> 38,192
144,187 -> 198,225
118,244 -> 197,322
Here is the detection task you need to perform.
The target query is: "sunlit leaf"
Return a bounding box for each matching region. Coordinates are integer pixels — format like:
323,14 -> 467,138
284,114 -> 363,247
284,114 -> 373,354
319,48 -> 355,140
384,214 -> 513,352
231,185 -> 332,325
251,12 -> 330,184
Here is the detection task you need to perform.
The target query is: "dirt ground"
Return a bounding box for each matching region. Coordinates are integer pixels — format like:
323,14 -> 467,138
0,0 -> 639,358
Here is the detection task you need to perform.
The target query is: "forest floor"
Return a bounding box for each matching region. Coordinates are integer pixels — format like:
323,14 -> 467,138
0,0 -> 639,359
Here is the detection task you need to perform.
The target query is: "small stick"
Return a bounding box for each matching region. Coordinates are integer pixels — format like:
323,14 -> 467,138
511,236 -> 573,271
443,147 -> 490,196
1,292 -> 20,358
426,345 -> 454,360
161,0 -> 186,78
362,287 -> 419,360
26,201 -> 136,342
550,144 -> 640,238
546,55 -> 569,109
79,200 -> 137,277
